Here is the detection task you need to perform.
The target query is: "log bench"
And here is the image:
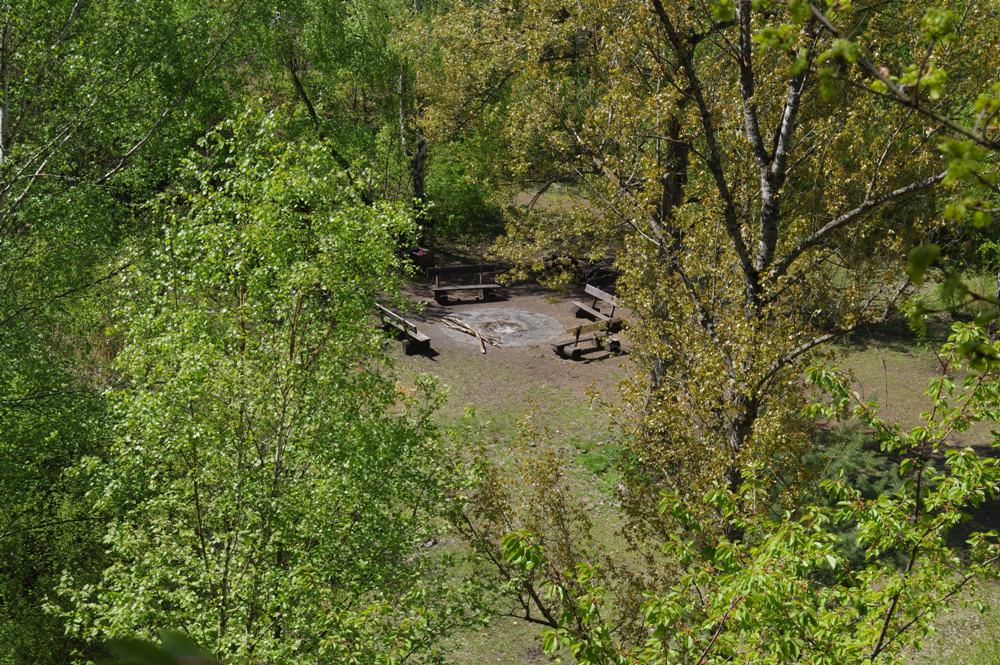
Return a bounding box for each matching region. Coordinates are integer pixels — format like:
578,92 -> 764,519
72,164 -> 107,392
427,264 -> 503,304
552,318 -> 623,359
376,303 -> 431,355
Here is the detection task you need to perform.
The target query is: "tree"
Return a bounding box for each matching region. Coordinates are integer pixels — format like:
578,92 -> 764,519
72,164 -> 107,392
1,2 -> 489,658
424,0 -> 996,524
49,109 -> 477,664
495,322 -> 1000,664
264,0 -> 442,211
0,2 -> 249,660
426,0 -> 1000,661
795,1 -> 999,300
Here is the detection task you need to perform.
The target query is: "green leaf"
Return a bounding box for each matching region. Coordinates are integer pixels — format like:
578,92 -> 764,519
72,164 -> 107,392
754,24 -> 798,52
787,0 -> 813,23
790,47 -> 811,76
817,67 -> 841,101
823,38 -> 860,64
711,0 -> 736,21
907,244 -> 940,284
159,631 -> 211,660
921,7 -> 957,41
972,210 -> 991,228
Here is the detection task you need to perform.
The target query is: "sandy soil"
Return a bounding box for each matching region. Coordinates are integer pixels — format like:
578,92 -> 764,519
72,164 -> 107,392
391,281 -> 631,418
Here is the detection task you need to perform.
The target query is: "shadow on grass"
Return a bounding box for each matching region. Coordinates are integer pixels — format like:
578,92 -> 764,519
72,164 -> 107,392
838,315 -> 954,354
814,423 -> 999,553
947,444 -> 1000,550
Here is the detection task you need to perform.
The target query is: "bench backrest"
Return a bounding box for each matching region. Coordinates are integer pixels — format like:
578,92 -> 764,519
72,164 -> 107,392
427,264 -> 504,286
584,283 -> 620,307
376,304 -> 416,333
426,264 -> 504,277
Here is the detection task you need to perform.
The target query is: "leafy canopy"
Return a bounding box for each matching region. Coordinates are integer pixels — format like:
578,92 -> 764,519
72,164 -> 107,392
51,108 -> 475,664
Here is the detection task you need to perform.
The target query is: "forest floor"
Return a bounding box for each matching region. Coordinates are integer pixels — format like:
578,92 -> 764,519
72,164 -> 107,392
390,276 -> 999,665
394,281 -> 626,411
393,281 -> 627,664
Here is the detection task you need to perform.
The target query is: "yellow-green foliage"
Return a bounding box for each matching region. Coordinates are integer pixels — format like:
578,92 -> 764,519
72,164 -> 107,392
419,0 -> 998,518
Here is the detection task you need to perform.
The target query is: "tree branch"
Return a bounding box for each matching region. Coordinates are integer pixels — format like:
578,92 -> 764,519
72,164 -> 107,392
650,0 -> 759,297
808,2 -> 999,151
769,171 -> 945,282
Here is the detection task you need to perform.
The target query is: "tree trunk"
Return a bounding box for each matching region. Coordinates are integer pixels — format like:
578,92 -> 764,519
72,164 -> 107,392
410,134 -> 428,205
399,0 -> 429,240
0,8 -> 11,164
724,394 -> 758,541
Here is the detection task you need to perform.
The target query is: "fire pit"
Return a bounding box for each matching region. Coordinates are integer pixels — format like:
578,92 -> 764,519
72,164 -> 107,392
441,308 -> 563,348
481,320 -> 527,337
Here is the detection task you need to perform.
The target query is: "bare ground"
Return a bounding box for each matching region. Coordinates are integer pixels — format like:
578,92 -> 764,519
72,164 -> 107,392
382,280 -> 998,664
387,281 -> 629,664
392,281 -> 630,419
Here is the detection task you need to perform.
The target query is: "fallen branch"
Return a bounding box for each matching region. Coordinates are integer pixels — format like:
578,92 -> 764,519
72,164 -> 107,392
441,316 -> 501,353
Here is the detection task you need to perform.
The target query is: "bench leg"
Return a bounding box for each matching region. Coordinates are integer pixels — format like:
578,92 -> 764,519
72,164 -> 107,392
403,338 -> 420,355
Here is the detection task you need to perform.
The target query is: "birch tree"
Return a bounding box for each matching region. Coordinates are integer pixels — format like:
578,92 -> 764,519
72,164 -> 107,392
428,1 -> 1000,661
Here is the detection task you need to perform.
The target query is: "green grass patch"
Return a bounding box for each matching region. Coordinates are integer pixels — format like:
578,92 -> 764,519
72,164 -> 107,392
572,437 -> 622,477
911,579 -> 1000,665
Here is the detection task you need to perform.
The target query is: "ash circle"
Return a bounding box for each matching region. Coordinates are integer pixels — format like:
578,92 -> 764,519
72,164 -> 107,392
441,308 -> 564,348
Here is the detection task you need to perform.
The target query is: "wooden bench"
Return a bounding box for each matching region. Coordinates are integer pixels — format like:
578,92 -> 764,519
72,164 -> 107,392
573,283 -> 621,322
552,318 -> 623,359
427,264 -> 503,304
376,304 -> 431,355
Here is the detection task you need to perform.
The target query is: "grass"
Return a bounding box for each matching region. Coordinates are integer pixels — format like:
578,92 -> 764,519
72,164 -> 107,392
910,579 -> 1000,665
834,313 -> 996,448
393,342 -> 629,664
573,439 -> 622,477
836,334 -> 943,427
445,617 -> 549,665
831,315 -> 999,664
393,304 -> 998,664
